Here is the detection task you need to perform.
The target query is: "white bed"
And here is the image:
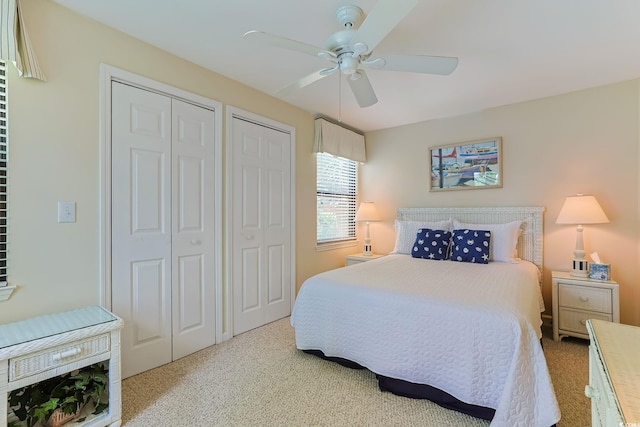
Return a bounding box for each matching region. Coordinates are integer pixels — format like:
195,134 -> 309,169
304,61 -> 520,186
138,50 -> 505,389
291,207 -> 560,427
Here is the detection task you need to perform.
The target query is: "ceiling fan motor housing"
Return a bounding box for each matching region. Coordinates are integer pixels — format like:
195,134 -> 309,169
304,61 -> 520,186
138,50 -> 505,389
324,29 -> 356,56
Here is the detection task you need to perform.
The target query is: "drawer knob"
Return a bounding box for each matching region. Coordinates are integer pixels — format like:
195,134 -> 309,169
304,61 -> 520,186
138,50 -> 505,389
585,385 -> 599,399
51,347 -> 82,363
580,320 -> 587,326
579,296 -> 589,302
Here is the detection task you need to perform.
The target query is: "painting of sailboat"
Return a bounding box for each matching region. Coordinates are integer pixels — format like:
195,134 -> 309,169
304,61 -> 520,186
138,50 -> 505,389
430,137 -> 502,191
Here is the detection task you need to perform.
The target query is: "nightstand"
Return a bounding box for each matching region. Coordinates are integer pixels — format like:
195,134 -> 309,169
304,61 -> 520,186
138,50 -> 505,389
551,271 -> 619,341
345,253 -> 385,266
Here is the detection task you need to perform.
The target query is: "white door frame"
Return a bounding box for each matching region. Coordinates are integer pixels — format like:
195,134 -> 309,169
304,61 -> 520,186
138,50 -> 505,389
99,64 -> 224,343
225,106 -> 296,341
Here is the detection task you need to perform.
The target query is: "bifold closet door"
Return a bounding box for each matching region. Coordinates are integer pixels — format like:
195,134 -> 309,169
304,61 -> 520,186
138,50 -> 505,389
170,98 -> 216,360
111,82 -> 215,378
231,117 -> 292,336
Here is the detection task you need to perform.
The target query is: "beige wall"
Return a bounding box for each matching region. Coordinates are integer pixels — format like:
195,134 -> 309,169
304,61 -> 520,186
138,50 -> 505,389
2,0 -> 326,323
4,0 -> 639,330
362,80 -> 640,326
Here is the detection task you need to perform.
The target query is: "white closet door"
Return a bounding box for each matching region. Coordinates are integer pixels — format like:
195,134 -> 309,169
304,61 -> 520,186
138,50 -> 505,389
111,82 -> 173,378
171,99 -> 216,359
112,83 -> 217,377
232,117 -> 292,335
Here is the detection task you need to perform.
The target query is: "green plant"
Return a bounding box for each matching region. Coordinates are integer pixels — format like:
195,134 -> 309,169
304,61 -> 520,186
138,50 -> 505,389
8,363 -> 109,427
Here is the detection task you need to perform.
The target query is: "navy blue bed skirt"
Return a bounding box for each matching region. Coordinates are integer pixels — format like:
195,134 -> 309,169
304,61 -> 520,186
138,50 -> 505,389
303,349 -> 495,421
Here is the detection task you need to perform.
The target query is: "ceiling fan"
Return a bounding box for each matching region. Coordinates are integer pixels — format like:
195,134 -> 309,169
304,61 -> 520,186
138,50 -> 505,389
243,0 -> 458,108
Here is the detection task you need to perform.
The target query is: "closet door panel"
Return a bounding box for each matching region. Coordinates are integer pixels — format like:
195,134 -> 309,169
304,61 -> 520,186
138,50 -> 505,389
171,99 -> 216,360
111,82 -> 173,378
232,118 -> 291,335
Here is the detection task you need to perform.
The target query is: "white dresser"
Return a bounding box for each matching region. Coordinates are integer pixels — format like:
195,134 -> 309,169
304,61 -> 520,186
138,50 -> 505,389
551,271 -> 619,341
586,319 -> 640,427
0,306 -> 124,427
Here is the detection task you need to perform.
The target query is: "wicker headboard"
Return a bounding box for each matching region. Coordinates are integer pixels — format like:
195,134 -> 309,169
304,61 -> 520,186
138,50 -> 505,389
396,207 -> 545,277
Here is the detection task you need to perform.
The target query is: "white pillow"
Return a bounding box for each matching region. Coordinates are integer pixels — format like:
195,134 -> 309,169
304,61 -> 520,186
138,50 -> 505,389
452,219 -> 522,263
392,219 -> 452,255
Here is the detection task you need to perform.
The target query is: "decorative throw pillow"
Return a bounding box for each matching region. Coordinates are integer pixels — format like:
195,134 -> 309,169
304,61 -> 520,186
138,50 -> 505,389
450,229 -> 491,264
391,219 -> 452,254
411,229 -> 452,260
452,219 -> 521,263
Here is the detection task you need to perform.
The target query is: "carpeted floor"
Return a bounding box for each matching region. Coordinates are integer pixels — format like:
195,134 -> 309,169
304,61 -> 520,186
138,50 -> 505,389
121,317 -> 591,426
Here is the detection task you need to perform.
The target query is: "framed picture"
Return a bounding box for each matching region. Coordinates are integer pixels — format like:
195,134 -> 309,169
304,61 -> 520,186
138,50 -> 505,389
430,137 -> 503,191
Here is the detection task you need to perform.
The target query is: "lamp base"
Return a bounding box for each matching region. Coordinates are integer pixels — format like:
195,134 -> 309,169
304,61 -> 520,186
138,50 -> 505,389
570,259 -> 589,277
362,243 -> 372,257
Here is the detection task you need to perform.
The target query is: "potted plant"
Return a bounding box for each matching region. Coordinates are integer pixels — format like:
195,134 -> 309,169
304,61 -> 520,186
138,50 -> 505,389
8,363 -> 109,427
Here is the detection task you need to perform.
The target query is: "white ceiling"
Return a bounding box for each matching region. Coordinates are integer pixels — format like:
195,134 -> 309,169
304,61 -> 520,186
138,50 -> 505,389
51,0 -> 640,132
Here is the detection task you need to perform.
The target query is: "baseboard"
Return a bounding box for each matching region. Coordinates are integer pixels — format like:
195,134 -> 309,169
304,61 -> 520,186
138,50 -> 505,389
542,314 -> 553,328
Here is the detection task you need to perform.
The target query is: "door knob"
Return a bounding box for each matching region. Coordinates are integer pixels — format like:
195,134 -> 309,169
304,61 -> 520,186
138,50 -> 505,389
585,385 -> 599,399
190,240 -> 201,245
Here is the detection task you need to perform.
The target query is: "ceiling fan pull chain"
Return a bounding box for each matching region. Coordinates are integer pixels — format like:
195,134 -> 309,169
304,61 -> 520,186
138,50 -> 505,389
338,72 -> 342,122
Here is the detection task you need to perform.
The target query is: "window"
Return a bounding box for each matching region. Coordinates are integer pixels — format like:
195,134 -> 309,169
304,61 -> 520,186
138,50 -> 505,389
0,60 -> 7,285
316,152 -> 358,246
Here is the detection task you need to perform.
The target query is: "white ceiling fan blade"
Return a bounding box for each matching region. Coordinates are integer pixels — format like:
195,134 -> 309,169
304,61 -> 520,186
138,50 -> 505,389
243,30 -> 336,59
350,0 -> 418,55
379,54 -> 459,75
275,69 -> 334,98
347,71 -> 378,108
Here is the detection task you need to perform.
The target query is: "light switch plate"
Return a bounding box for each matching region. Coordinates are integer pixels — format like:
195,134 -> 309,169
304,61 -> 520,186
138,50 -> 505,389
57,201 -> 76,223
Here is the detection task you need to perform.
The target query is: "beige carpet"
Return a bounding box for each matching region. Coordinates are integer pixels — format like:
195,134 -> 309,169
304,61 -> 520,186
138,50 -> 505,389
121,317 -> 591,426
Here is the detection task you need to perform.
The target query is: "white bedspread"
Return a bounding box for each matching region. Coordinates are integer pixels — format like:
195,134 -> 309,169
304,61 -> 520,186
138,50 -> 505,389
291,255 -> 560,427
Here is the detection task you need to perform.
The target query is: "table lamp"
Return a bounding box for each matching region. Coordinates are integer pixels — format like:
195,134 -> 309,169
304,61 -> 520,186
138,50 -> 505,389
355,201 -> 380,256
556,194 -> 609,277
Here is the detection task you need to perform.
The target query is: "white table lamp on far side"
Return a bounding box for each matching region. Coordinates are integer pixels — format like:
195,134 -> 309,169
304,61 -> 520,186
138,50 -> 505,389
556,194 -> 609,277
355,201 -> 380,256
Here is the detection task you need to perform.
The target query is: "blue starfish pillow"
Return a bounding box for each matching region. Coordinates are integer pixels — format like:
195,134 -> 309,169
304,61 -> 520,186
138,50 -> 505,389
412,228 -> 452,260
451,229 -> 491,264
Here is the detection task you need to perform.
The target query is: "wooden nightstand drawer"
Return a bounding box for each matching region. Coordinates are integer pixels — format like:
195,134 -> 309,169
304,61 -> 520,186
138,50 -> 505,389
9,333 -> 111,381
558,308 -> 611,335
558,283 -> 612,314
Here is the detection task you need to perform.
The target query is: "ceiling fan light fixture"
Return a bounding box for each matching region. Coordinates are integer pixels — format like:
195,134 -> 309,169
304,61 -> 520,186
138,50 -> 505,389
340,55 -> 359,75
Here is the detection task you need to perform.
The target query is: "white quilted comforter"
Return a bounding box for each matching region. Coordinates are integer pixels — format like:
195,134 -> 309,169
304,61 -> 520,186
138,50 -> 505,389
291,255 -> 560,427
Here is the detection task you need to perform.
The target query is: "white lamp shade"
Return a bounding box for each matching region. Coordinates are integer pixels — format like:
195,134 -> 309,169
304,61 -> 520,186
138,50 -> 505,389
355,201 -> 380,222
556,195 -> 609,225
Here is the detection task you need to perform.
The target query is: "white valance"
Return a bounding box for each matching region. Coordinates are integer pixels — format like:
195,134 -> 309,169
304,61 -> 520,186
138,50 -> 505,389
0,0 -> 46,81
314,118 -> 366,163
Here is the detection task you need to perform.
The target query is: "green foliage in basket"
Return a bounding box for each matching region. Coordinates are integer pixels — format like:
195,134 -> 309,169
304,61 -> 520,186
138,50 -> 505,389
8,363 -> 109,427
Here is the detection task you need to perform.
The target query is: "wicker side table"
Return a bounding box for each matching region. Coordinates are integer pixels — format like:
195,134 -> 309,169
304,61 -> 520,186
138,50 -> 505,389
0,306 -> 123,427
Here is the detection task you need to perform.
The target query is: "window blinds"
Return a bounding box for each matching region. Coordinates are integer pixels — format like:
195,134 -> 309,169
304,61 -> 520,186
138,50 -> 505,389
316,152 -> 357,244
313,118 -> 366,163
0,61 -> 7,285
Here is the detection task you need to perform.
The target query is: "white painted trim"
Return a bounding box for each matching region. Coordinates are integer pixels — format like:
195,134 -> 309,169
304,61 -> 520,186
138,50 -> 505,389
99,64 -> 224,343
0,285 -> 16,302
225,106 -> 296,342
